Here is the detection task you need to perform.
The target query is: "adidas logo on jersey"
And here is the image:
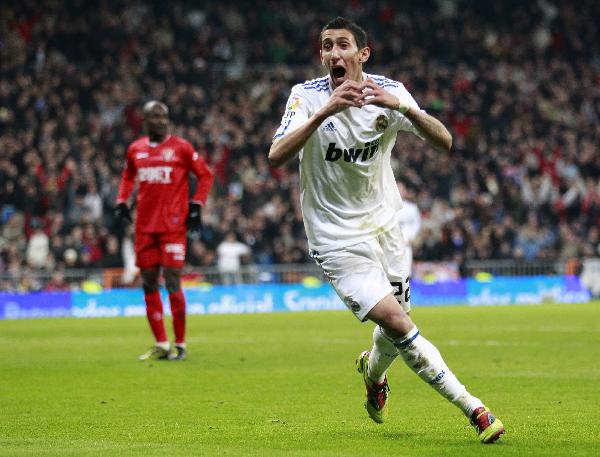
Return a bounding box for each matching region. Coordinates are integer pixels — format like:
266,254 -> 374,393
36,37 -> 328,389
323,121 -> 336,132
324,139 -> 380,163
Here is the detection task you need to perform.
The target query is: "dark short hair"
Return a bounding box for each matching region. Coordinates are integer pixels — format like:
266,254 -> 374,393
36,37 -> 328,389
320,17 -> 368,49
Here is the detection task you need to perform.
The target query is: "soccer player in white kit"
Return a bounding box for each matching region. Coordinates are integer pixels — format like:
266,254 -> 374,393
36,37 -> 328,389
268,17 -> 505,443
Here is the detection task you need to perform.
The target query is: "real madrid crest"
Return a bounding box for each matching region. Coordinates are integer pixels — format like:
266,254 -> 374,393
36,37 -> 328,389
344,297 -> 361,314
375,115 -> 388,132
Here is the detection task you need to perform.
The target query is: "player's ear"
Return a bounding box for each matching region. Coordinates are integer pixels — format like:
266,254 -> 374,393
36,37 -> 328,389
359,47 -> 370,64
320,49 -> 325,66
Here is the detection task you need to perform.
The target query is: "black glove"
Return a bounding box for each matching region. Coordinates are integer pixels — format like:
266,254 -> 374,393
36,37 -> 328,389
113,203 -> 132,231
186,202 -> 202,231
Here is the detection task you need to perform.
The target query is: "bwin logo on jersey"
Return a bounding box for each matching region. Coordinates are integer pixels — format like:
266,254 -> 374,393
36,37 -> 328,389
324,138 -> 380,163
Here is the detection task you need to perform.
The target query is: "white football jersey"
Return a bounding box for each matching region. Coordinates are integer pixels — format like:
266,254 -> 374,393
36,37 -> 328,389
397,199 -> 421,243
274,73 -> 425,252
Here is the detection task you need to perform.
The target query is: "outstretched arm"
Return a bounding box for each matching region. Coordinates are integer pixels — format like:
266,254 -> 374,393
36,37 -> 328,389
357,78 -> 452,151
268,80 -> 364,167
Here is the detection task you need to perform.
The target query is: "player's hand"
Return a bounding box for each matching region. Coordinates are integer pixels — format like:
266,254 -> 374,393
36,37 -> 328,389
186,202 -> 202,231
357,78 -> 411,113
321,80 -> 363,116
113,203 -> 132,230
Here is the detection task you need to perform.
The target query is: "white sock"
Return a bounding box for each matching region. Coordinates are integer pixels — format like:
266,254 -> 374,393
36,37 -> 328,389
156,341 -> 170,351
394,327 -> 483,416
367,325 -> 400,383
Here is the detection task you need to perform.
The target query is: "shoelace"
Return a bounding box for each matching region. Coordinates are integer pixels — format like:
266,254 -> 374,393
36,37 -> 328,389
376,383 -> 390,393
471,408 -> 492,432
369,378 -> 390,393
367,380 -> 390,406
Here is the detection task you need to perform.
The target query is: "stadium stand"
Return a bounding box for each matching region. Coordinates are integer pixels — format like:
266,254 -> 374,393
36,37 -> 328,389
1,0 -> 599,290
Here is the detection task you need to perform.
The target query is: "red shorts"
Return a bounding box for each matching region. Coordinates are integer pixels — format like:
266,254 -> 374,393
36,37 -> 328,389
135,231 -> 187,269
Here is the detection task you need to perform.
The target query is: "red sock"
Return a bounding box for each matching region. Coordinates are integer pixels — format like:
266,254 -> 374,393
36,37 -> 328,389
169,290 -> 186,345
145,290 -> 167,343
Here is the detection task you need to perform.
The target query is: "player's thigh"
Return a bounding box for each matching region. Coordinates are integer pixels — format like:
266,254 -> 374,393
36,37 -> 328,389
135,232 -> 161,269
311,240 -> 394,322
380,224 -> 412,313
159,231 -> 187,269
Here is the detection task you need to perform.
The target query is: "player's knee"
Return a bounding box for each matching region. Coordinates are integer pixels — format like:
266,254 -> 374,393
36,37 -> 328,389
164,271 -> 181,294
141,267 -> 160,290
380,308 -> 414,338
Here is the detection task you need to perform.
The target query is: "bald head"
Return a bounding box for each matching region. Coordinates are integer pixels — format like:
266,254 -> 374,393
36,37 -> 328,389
143,101 -> 169,141
143,100 -> 169,116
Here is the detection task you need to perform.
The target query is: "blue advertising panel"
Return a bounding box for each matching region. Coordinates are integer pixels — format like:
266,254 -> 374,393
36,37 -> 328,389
185,283 -> 345,315
0,291 -> 71,319
466,275 -> 590,305
70,283 -> 346,318
0,275 -> 590,320
411,280 -> 467,306
71,289 -> 148,317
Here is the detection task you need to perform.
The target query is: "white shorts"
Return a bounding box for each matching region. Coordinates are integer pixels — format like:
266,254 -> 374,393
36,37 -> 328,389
310,224 -> 412,322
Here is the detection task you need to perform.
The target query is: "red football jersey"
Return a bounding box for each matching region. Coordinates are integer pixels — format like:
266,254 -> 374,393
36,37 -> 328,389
116,135 -> 214,233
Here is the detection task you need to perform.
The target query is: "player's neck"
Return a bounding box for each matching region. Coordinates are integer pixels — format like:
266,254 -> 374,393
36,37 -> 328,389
148,134 -> 168,144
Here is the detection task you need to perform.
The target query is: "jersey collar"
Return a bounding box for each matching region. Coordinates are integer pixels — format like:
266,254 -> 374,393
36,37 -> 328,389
146,134 -> 171,148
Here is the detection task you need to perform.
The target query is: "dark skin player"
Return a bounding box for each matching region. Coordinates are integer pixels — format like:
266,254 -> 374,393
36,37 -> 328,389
114,101 -> 202,300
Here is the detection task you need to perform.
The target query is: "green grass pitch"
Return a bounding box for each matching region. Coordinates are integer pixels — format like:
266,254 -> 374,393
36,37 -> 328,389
1,301 -> 599,456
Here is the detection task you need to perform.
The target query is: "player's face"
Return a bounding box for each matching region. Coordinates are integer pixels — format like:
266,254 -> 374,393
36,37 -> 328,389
144,106 -> 169,140
320,29 -> 370,87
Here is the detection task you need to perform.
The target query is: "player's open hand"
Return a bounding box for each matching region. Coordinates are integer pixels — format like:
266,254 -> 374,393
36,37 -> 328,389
357,78 -> 411,113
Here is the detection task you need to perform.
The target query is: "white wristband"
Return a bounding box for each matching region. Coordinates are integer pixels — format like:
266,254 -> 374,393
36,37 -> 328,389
396,92 -> 412,114
397,98 -> 410,114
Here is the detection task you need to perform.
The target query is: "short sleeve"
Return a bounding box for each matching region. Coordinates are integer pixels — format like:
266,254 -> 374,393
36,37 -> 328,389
391,83 -> 427,138
273,85 -> 310,140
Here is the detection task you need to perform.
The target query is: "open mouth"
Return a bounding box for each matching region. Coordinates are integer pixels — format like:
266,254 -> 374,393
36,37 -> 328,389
332,67 -> 346,79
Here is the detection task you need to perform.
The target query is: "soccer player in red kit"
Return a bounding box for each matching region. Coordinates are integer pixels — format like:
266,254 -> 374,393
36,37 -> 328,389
114,101 -> 214,361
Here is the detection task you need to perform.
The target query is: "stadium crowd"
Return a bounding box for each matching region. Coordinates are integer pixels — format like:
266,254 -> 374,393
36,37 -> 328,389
1,0 -> 599,290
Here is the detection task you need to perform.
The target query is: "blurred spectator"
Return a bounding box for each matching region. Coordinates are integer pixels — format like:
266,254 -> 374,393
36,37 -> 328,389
46,269 -> 70,291
25,218 -> 50,269
95,234 -> 123,268
217,231 -> 251,284
187,239 -> 216,267
397,183 -> 422,269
